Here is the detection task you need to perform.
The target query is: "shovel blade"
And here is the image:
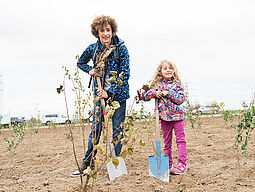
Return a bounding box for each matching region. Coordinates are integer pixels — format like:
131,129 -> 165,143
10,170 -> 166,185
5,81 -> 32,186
149,141 -> 169,182
107,137 -> 128,181
107,156 -> 128,181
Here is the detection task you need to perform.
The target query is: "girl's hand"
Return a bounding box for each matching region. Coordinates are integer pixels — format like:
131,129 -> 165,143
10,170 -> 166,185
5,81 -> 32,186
97,89 -> 108,99
162,90 -> 169,97
89,69 -> 95,76
155,91 -> 163,98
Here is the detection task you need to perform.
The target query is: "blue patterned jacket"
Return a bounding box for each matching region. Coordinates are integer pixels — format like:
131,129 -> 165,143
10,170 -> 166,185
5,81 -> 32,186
77,36 -> 130,102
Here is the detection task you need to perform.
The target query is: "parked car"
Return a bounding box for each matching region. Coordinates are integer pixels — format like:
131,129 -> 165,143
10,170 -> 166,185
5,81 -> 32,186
41,114 -> 71,125
192,106 -> 218,115
0,115 -> 24,127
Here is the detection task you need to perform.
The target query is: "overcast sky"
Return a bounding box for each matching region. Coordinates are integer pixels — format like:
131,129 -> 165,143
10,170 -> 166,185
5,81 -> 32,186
1,0 -> 255,118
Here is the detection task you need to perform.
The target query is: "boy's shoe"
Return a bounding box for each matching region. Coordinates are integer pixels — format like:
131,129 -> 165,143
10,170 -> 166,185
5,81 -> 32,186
170,163 -> 187,175
71,160 -> 95,177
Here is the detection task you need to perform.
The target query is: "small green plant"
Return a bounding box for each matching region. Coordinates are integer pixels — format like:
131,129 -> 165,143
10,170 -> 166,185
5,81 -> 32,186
183,91 -> 203,129
211,101 -> 220,116
3,124 -> 26,153
138,101 -> 146,120
177,185 -> 184,192
63,60 -> 92,154
47,120 -> 57,129
233,101 -> 255,156
197,119 -> 203,128
219,102 -> 234,125
134,86 -> 164,153
26,117 -> 39,134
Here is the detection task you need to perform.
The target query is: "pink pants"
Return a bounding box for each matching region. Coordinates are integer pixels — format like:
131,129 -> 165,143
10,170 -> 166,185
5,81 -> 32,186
161,120 -> 187,167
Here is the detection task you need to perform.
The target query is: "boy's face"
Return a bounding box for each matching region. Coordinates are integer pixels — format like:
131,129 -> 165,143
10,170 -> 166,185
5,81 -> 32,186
161,63 -> 173,80
98,23 -> 112,47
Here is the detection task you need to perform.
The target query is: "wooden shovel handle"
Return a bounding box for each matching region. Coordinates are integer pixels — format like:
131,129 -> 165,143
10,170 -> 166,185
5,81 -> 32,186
155,98 -> 160,141
96,77 -> 110,138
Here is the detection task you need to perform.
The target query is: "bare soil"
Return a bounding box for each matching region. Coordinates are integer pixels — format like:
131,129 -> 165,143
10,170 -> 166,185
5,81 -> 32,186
0,116 -> 254,192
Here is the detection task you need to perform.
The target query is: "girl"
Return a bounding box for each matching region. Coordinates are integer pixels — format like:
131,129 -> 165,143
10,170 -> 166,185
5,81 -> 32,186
141,60 -> 187,175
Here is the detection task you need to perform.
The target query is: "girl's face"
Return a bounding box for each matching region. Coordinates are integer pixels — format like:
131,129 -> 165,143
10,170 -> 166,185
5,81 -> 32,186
98,23 -> 112,46
161,63 -> 174,80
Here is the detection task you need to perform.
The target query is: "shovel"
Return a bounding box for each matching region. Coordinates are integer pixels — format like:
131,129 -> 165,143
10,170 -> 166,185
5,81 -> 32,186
96,77 -> 128,181
106,131 -> 128,181
149,98 -> 169,182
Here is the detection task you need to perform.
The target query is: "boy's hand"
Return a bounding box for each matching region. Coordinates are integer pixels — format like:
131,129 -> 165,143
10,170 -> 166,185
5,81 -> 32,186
89,69 -> 95,76
97,89 -> 108,99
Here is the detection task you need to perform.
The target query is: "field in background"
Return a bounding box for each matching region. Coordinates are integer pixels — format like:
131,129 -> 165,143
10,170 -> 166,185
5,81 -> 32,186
0,116 -> 254,192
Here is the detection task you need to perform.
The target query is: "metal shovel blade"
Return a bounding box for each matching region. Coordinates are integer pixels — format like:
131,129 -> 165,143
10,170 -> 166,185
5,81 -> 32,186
106,138 -> 128,181
107,156 -> 128,181
149,141 -> 169,182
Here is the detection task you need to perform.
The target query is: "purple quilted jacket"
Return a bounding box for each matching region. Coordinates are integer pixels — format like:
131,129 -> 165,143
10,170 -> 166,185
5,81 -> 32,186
142,79 -> 185,121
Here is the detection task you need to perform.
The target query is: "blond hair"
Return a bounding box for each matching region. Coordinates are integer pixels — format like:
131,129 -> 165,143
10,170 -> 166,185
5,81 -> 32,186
150,60 -> 183,88
91,15 -> 118,38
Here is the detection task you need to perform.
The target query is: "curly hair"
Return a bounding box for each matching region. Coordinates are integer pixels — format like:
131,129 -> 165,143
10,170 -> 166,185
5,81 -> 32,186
91,15 -> 118,38
150,60 -> 183,88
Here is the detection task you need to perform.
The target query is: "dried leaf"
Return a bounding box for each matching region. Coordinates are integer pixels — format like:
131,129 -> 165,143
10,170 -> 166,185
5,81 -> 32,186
94,144 -> 101,150
103,135 -> 107,143
109,76 -> 116,82
88,110 -> 93,116
142,84 -> 151,92
117,79 -> 123,87
106,157 -> 111,164
120,150 -> 127,159
112,158 -> 119,167
85,166 -> 92,175
92,172 -> 97,179
139,139 -> 146,147
119,72 -> 124,78
56,85 -> 63,94
108,109 -> 115,118
112,138 -> 118,145
105,105 -> 111,112
94,97 -> 100,104
88,179 -> 93,186
132,110 -> 138,117
127,146 -> 134,155
99,149 -> 106,154
110,71 -> 117,76
112,101 -> 120,110
121,138 -> 128,145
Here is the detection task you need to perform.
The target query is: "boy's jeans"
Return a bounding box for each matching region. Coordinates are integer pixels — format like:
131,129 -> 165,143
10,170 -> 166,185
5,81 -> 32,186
161,120 -> 187,167
83,100 -> 126,163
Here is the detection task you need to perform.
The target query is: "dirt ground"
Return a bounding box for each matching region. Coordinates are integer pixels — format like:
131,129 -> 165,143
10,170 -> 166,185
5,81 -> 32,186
0,116 -> 254,192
